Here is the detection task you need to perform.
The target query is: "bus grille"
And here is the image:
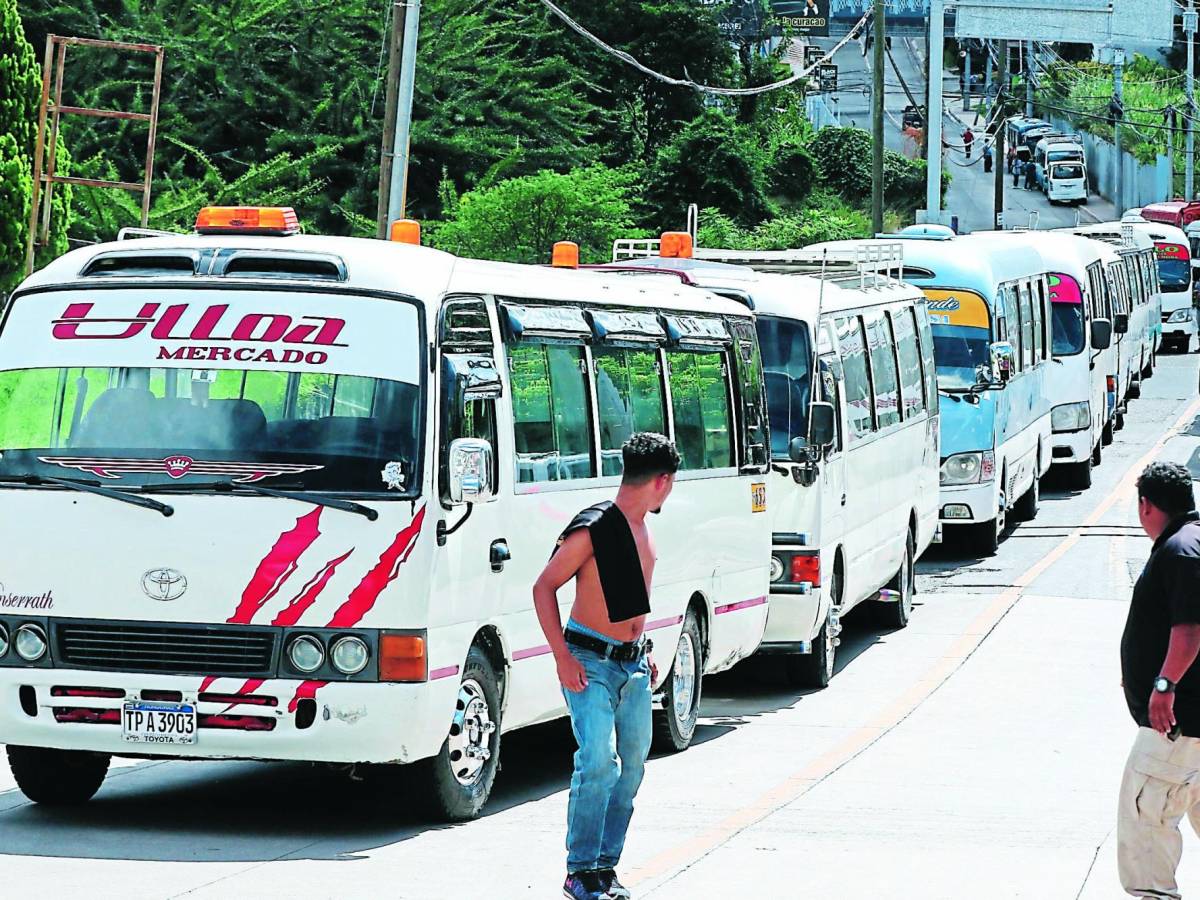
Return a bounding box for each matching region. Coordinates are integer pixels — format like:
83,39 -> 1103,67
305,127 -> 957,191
53,621 -> 277,677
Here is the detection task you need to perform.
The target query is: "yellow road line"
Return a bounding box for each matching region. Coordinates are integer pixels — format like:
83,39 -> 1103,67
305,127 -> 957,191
630,398 -> 1200,890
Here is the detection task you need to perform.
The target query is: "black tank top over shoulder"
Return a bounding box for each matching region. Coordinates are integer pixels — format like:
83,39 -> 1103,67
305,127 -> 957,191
552,501 -> 650,624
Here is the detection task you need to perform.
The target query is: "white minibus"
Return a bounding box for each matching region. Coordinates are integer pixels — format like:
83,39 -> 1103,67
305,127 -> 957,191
1126,218 -> 1194,353
608,239 -> 939,687
0,208 -> 772,818
1027,234 -> 1116,488
817,233 -> 1055,555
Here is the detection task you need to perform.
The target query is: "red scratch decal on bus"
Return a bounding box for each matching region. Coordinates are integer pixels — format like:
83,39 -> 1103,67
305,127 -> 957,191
271,550 -> 355,628
199,676 -> 219,692
287,680 -> 328,713
325,505 -> 426,628
228,509 -> 323,624
220,678 -> 267,714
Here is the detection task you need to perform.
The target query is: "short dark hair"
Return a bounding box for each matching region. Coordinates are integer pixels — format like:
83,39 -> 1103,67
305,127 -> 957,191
622,432 -> 680,483
1137,462 -> 1195,517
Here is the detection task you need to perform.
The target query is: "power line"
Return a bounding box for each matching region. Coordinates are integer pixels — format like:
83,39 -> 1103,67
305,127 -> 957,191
537,0 -> 871,97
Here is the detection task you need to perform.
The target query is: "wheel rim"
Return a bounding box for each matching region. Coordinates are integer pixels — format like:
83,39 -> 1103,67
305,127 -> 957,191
672,632 -> 697,723
447,678 -> 495,786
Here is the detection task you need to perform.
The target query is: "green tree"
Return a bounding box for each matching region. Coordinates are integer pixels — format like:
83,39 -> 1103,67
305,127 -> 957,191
434,165 -> 643,264
646,109 -> 774,226
1,0 -> 70,294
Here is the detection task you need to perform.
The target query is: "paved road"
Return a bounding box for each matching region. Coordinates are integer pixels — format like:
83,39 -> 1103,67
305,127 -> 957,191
808,36 -> 1119,233
2,357 -> 1199,897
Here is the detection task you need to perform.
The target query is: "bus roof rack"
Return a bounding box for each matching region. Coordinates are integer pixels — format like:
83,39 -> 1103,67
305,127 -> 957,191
117,227 -> 180,241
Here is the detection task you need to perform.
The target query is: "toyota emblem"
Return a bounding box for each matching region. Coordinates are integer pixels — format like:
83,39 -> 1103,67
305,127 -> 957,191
141,568 -> 187,601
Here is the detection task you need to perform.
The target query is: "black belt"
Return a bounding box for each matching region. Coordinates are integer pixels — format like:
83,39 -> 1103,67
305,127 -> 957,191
564,629 -> 651,662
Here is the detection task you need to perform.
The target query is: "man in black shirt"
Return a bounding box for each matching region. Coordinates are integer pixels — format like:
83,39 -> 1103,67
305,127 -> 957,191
1119,462 -> 1200,898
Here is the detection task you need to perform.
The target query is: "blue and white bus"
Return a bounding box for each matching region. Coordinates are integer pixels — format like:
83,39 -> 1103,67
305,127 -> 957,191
816,233 -> 1054,555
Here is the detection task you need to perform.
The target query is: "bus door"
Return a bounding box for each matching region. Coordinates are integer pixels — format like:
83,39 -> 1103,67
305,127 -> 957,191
816,322 -> 846,591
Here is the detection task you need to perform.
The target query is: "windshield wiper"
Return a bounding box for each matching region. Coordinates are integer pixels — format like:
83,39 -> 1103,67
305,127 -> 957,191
138,480 -> 378,521
0,474 -> 173,517
937,388 -> 964,403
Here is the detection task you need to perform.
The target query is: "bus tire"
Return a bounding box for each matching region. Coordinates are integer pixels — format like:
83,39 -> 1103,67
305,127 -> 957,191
414,645 -> 502,822
1182,337 -> 1193,354
1014,470 -> 1040,521
7,746 -> 109,805
1103,419 -> 1115,444
785,563 -> 842,689
873,530 -> 914,630
1069,458 -> 1093,490
1143,357 -> 1154,379
1129,373 -> 1142,399
653,607 -> 704,753
1093,441 -> 1102,468
1115,410 -> 1126,431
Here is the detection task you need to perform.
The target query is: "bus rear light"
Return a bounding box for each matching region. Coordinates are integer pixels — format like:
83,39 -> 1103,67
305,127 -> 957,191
552,240 -> 580,268
659,231 -> 694,259
789,552 -> 820,587
1107,375 -> 1117,394
390,218 -> 421,245
380,633 -> 427,682
195,206 -> 299,235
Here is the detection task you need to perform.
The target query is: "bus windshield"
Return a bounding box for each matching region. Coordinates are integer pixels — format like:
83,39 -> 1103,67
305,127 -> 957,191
0,366 -> 421,493
1051,304 -> 1085,355
1156,243 -> 1191,292
757,316 -> 812,459
932,327 -> 990,390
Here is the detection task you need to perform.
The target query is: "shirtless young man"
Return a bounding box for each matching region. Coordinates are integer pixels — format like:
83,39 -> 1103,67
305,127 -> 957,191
532,432 -> 680,900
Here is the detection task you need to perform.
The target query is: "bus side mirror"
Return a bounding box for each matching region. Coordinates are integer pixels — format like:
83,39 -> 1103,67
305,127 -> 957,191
448,438 -> 496,504
1090,318 -> 1113,350
808,402 -> 836,449
1114,313 -> 1129,334
989,341 -> 1016,383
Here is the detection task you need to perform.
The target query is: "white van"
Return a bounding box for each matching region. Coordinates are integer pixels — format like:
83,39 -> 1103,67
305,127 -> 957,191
0,208 -> 772,818
609,239 -> 939,687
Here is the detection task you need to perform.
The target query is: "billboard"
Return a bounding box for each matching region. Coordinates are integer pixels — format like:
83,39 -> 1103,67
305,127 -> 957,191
772,0 -> 831,37
698,0 -> 772,40
819,64 -> 838,91
954,0 -> 1173,44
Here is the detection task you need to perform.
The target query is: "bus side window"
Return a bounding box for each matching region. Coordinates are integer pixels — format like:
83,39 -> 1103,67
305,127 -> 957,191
593,346 -> 667,477
509,342 -> 595,483
728,319 -> 769,472
866,312 -> 901,428
892,307 -> 925,419
666,348 -> 734,470
1018,283 -> 1035,370
1001,285 -> 1021,371
1033,280 -> 1048,362
915,305 -> 938,416
818,356 -> 842,454
835,316 -> 874,442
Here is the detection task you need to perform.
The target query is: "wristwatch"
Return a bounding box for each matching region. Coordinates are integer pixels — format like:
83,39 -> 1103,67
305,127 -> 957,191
1154,677 -> 1177,694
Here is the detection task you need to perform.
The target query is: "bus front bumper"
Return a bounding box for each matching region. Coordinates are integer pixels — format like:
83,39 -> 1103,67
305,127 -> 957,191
938,480 -> 996,526
1050,427 -> 1092,466
0,669 -> 455,765
759,585 -> 822,650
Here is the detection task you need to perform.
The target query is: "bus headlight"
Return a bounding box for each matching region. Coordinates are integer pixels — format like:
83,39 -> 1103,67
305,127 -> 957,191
1051,401 -> 1090,433
287,635 -> 325,674
330,636 -> 370,675
940,451 -> 994,485
14,624 -> 47,662
1168,308 -> 1192,323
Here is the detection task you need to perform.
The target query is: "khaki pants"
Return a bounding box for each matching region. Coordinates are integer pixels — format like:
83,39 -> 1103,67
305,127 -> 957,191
1119,726 -> 1200,898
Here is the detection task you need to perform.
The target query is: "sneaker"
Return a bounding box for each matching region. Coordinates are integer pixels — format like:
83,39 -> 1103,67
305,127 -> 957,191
563,871 -> 614,900
596,869 -> 631,899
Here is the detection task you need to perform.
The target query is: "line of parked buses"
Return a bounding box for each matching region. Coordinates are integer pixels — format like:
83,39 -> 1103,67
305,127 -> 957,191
0,205 -> 1193,820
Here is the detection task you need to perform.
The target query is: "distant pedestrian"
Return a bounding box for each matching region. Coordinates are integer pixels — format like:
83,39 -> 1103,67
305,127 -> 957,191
983,145 -> 993,173
963,128 -> 975,159
1013,159 -> 1022,188
1118,462 -> 1200,899
1007,146 -> 1016,173
533,432 -> 678,900
1024,160 -> 1036,190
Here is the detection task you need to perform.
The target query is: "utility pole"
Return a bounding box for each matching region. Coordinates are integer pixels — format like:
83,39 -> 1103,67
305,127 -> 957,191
1169,105 -> 1177,200
1025,41 -> 1034,117
963,43 -> 972,112
924,0 -> 945,222
1186,1 -> 1197,199
1113,48 -> 1125,212
872,0 -> 885,234
387,0 -> 422,231
983,40 -> 992,112
376,1 -> 407,238
993,39 -> 1008,231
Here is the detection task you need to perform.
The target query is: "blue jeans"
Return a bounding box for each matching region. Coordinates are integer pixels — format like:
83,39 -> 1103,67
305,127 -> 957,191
562,623 -> 653,873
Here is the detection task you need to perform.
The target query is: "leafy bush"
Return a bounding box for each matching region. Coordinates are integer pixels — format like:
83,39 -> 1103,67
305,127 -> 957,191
768,139 -> 818,204
646,109 -> 774,226
434,165 -> 643,264
807,127 -> 935,216
695,194 -> 870,251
